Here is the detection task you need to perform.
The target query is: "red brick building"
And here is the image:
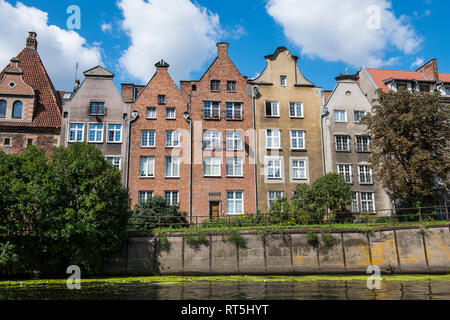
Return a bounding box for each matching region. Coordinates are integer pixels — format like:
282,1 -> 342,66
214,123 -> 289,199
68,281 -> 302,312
181,43 -> 256,219
0,32 -> 61,156
127,60 -> 190,214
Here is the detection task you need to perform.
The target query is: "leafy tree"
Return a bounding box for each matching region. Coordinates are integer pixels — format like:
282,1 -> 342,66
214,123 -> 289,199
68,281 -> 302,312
130,196 -> 187,230
364,88 -> 450,205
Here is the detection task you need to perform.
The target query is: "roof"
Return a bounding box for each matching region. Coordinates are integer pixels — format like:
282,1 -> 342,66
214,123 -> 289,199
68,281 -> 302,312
0,47 -> 62,129
323,90 -> 332,104
365,68 -> 450,92
83,65 -> 114,78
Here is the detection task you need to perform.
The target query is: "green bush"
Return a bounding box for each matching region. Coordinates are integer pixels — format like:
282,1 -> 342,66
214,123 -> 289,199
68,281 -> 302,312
307,230 -> 319,247
321,232 -> 334,248
185,231 -> 209,249
226,230 -> 247,248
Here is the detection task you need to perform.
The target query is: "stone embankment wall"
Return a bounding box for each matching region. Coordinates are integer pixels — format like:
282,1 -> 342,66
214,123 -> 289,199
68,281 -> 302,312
104,226 -> 450,275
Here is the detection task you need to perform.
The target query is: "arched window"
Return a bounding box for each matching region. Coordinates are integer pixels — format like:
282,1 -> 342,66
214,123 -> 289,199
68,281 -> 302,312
0,100 -> 6,118
12,101 -> 22,118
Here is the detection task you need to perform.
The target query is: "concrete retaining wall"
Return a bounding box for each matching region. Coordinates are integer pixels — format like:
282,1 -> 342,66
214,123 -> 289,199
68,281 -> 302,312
103,226 -> 450,276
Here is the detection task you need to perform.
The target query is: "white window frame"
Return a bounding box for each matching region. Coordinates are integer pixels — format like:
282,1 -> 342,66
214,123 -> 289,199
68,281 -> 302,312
358,164 -> 373,185
226,191 -> 244,215
337,164 -> 353,184
204,157 -> 222,177
226,130 -> 243,151
353,110 -> 366,124
68,123 -> 85,143
141,130 -> 155,148
165,157 -> 180,178
267,157 -> 283,180
356,136 -> 371,152
361,192 -> 375,213
166,107 -> 176,120
334,110 -> 347,123
146,107 -> 157,119
352,192 -> 359,213
225,102 -> 243,120
140,156 -> 155,178
280,76 -> 287,87
335,135 -> 350,152
203,101 -> 220,119
226,157 -> 243,177
290,130 -> 306,150
203,130 -> 221,150
266,129 -> 281,149
289,102 -> 304,118
164,191 -> 179,206
268,191 -> 284,209
106,156 -> 122,170
166,130 -> 180,148
138,191 -> 154,204
88,123 -> 104,143
265,101 -> 280,117
291,159 -> 307,180
107,124 -> 123,143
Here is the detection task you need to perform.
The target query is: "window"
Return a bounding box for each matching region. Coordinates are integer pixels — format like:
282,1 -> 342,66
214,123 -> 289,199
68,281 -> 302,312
203,130 -> 221,150
166,130 -> 180,148
211,80 -> 220,91
335,135 -> 350,152
146,107 -> 156,119
27,138 -> 33,146
227,191 -> 243,215
0,100 -> 6,117
107,124 -> 122,143
292,159 -> 307,180
396,81 -> 408,90
352,192 -> 359,213
12,101 -> 22,118
225,102 -> 242,120
203,101 -> 220,119
266,129 -> 281,149
165,157 -> 180,178
337,164 -> 353,184
361,192 -> 375,213
140,156 -> 155,178
165,191 -> 179,206
280,76 -> 287,86
226,130 -> 243,151
138,191 -> 153,204
204,157 -> 221,177
334,110 -> 347,123
106,157 -> 121,170
291,130 -> 305,150
268,191 -> 284,209
166,108 -> 176,119
446,86 -> 450,96
227,81 -> 236,92
265,101 -> 279,117
88,124 -> 104,143
4,138 -> 11,146
226,158 -> 243,177
267,158 -> 282,180
419,84 -> 430,93
358,165 -> 373,184
141,130 -> 155,147
356,136 -> 371,152
158,95 -> 166,105
90,102 -> 105,115
68,123 -> 84,142
354,111 -> 366,123
289,102 -> 303,118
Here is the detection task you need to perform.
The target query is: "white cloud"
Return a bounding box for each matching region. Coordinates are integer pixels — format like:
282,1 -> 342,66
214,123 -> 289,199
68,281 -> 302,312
266,0 -> 423,68
0,1 -> 102,91
411,57 -> 425,68
101,23 -> 113,33
118,0 -> 222,83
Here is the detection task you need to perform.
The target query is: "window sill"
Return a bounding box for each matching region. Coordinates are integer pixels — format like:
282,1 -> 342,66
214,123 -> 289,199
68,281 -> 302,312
225,118 -> 243,121
226,176 -> 244,178
166,146 -> 181,149
166,118 -> 177,121
165,177 -> 180,179
290,117 -> 304,119
107,142 -> 123,144
139,176 -> 155,179
226,90 -> 237,93
203,117 -> 221,121
204,175 -> 222,178
146,118 -> 157,120
291,148 -> 307,152
265,116 -> 280,118
141,146 -> 156,149
356,151 -> 371,154
336,150 -> 351,153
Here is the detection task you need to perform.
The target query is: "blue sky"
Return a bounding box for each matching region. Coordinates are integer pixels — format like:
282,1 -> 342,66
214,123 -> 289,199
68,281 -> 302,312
0,0 -> 448,92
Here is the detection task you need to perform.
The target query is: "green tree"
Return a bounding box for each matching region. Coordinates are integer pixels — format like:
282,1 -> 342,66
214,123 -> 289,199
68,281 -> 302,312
130,196 -> 187,230
364,88 -> 450,205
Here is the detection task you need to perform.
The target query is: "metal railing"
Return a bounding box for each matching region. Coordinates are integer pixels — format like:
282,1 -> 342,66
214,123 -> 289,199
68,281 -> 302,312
127,206 -> 450,232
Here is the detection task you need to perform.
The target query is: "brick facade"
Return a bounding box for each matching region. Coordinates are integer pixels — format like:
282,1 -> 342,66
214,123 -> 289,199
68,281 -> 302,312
128,61 -> 190,214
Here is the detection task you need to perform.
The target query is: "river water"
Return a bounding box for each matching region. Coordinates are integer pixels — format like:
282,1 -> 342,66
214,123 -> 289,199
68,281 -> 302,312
0,278 -> 449,300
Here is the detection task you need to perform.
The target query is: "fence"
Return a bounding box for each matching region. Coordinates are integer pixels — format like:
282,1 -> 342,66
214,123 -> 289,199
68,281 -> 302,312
128,206 -> 450,232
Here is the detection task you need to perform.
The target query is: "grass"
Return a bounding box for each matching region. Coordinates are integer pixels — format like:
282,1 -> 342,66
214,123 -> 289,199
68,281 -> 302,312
1,275 -> 449,287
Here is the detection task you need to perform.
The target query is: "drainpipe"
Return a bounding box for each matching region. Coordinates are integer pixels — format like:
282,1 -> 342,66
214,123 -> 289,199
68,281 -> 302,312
184,110 -> 193,223
252,86 -> 259,214
126,110 -> 139,189
320,93 -> 329,175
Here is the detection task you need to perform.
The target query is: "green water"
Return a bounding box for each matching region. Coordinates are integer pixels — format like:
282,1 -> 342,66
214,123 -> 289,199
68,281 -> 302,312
0,276 -> 449,300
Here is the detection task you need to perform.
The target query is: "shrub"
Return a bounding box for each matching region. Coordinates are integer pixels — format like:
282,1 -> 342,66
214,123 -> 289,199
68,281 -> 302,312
307,230 -> 319,247
185,231 -> 209,249
226,230 -> 247,248
321,232 -> 334,248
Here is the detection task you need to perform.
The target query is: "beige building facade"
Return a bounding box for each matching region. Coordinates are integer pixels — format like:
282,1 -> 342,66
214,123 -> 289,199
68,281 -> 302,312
249,47 -> 324,212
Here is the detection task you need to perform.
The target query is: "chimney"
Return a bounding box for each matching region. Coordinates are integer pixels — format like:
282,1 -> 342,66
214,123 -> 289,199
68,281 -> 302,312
121,84 -> 135,103
217,42 -> 229,57
26,31 -> 38,50
74,80 -> 81,92
155,59 -> 170,71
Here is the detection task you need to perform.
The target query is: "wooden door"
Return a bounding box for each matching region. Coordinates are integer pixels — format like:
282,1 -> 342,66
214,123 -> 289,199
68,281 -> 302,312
210,202 -> 220,219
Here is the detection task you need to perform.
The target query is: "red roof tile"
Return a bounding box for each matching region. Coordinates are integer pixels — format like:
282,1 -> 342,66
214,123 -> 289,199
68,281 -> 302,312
439,73 -> 450,83
0,47 -> 61,129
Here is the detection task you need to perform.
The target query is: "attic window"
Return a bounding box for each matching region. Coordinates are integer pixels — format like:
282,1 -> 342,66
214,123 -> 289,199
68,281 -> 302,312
192,85 -> 197,91
8,82 -> 16,88
4,138 -> 11,146
280,76 -> 287,87
158,95 -> 166,105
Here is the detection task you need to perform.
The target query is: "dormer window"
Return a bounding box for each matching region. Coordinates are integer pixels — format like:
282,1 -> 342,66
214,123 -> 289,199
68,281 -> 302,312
12,101 -> 22,118
90,102 -> 105,115
158,95 -> 166,105
0,100 -> 6,117
396,81 -> 408,90
419,84 -> 430,93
